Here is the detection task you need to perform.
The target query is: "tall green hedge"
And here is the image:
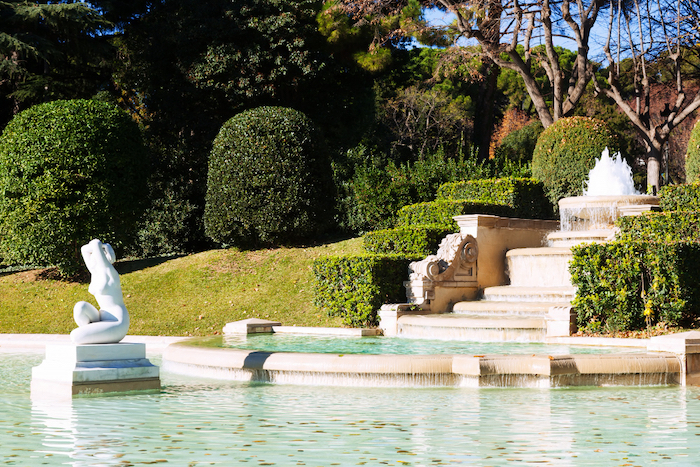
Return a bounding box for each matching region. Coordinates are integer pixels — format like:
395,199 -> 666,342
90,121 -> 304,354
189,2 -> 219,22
312,254 -> 418,327
204,106 -> 333,247
685,120 -> 700,183
0,99 -> 149,275
532,117 -> 620,206
437,177 -> 553,219
659,183 -> 700,211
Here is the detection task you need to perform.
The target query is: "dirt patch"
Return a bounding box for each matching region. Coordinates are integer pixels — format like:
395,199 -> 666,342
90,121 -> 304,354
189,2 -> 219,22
8,267 -> 88,284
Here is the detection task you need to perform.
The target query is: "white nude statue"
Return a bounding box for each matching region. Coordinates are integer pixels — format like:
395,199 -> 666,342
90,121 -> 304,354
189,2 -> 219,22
70,239 -> 129,345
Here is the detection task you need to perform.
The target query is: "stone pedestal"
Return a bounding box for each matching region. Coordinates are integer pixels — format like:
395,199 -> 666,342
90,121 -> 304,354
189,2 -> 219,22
31,342 -> 160,399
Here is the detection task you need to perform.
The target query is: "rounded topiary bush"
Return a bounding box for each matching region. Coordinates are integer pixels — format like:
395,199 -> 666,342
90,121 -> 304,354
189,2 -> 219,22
685,119 -> 700,183
204,106 -> 334,246
0,99 -> 150,275
532,116 -> 620,206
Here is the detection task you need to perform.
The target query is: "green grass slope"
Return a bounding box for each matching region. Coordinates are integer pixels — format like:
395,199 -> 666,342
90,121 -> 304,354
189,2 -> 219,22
0,238 -> 363,336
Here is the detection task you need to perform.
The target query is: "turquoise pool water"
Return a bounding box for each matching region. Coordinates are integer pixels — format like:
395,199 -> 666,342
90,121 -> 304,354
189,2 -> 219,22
212,333 -> 644,355
2,350 -> 700,466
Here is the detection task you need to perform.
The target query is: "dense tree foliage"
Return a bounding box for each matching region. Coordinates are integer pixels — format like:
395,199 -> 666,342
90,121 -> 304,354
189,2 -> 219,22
0,1 -> 114,127
114,0 -> 372,255
0,99 -> 149,275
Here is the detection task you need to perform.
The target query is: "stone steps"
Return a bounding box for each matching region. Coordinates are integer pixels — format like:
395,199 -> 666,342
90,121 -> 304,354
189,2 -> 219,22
481,285 -> 576,303
546,229 -> 615,248
452,300 -> 569,317
506,247 -> 573,288
396,313 -> 548,342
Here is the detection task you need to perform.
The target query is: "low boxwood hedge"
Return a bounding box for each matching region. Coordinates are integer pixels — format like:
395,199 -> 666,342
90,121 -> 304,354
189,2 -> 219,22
362,224 -> 455,256
616,211 -> 700,243
437,177 -> 553,219
396,200 -> 516,230
312,254 -> 420,327
659,183 -> 700,212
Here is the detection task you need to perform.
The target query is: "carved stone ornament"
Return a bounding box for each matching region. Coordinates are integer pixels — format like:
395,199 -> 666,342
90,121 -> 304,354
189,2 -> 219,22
408,234 -> 478,283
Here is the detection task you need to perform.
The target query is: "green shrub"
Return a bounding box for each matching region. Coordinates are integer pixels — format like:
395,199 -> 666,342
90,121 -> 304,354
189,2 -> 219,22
312,254 -> 418,327
0,99 -> 149,275
496,120 -> 544,161
659,183 -> 700,211
338,148 -> 494,233
617,211 -> 700,243
437,177 -> 554,219
571,241 -> 700,332
362,224 -> 455,256
685,119 -> 700,183
532,117 -> 619,206
397,200 -> 516,229
204,106 -> 333,246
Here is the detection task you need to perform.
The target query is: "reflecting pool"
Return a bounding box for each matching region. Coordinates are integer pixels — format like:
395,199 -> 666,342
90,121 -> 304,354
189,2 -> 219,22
212,333 -> 645,355
2,350 -> 700,466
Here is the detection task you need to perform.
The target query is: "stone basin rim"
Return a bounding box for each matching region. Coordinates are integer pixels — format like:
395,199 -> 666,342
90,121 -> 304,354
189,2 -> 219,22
162,339 -> 684,387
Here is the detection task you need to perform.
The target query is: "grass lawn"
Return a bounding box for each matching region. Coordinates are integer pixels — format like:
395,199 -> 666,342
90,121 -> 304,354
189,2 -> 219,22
0,237 -> 363,336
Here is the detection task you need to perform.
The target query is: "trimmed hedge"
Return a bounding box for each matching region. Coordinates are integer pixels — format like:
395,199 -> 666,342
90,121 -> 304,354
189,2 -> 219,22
532,117 -> 619,206
571,241 -> 700,332
396,200 -> 516,230
312,254 -> 419,327
616,211 -> 700,243
659,183 -> 700,211
0,99 -> 149,275
362,224 -> 455,256
437,177 -> 553,219
686,119 -> 700,183
204,106 -> 333,247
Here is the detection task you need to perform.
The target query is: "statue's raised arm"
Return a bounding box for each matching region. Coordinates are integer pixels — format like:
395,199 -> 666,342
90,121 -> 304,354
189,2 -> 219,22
70,239 -> 129,345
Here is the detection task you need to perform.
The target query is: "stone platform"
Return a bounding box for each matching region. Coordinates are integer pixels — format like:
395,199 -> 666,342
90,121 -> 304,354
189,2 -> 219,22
31,342 -> 160,399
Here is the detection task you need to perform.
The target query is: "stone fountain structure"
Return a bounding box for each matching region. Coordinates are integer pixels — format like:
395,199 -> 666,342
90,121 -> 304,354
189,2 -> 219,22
380,149 -> 660,341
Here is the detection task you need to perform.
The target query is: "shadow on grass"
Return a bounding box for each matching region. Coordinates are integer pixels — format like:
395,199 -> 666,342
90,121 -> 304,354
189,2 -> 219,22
114,254 -> 186,275
0,254 -> 186,282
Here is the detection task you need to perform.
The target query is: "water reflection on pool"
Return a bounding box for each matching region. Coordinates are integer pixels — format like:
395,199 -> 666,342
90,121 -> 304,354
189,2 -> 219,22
2,350 -> 700,466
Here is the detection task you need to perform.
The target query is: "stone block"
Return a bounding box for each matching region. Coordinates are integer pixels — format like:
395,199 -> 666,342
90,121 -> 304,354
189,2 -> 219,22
223,318 -> 281,334
31,342 -> 160,399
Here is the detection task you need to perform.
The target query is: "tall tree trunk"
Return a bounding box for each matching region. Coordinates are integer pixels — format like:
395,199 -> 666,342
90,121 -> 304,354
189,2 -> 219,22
646,142 -> 663,194
473,59 -> 499,161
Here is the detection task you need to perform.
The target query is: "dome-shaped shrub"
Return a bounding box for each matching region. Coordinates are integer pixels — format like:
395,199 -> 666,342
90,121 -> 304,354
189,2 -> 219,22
0,99 -> 150,275
204,106 -> 333,246
685,119 -> 700,183
532,116 -> 620,206
497,120 -> 544,161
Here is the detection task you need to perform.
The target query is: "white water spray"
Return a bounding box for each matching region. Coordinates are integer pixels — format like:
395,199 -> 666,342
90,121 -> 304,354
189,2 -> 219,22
583,147 -> 639,196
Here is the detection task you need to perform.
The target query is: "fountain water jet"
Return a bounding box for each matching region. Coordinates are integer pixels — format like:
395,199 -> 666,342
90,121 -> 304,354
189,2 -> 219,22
559,147 -> 659,231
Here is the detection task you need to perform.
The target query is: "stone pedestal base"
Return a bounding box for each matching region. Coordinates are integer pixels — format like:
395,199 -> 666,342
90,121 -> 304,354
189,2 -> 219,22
31,342 -> 160,399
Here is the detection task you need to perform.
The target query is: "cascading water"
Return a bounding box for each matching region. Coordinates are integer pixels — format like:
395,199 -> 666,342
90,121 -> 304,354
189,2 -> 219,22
583,147 -> 639,196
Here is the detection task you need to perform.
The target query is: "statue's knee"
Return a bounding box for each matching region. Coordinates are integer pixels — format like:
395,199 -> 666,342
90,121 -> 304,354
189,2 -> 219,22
73,301 -> 100,326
